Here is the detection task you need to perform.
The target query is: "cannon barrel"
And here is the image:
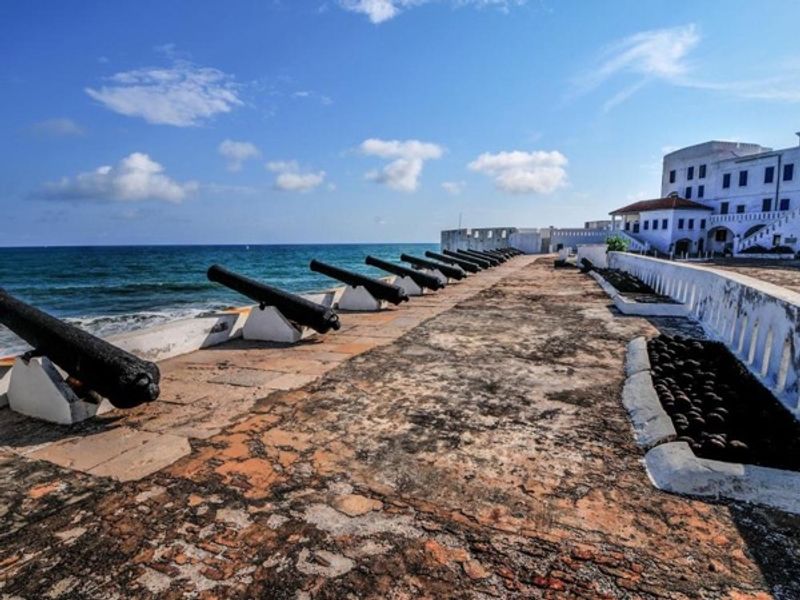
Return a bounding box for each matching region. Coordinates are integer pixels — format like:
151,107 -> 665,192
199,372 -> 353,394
424,251 -> 478,274
462,249 -> 501,266
0,289 -> 160,409
478,250 -> 507,263
488,249 -> 513,259
309,259 -> 408,305
442,249 -> 487,270
207,265 -> 341,333
399,254 -> 465,280
454,250 -> 493,268
364,256 -> 445,290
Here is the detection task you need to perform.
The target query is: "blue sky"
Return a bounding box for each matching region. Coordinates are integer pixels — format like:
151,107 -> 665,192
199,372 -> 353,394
1,0 -> 800,246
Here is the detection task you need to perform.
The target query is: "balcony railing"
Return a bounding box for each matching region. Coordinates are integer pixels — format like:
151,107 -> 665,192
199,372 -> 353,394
708,210 -> 784,225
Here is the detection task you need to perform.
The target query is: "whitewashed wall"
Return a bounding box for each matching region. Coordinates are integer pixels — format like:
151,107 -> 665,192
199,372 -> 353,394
576,244 -> 608,268
609,252 -> 800,417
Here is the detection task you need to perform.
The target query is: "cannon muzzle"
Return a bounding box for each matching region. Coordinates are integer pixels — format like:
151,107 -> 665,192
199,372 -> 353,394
309,260 -> 408,305
424,251 -> 478,274
398,254 -> 465,280
0,289 -> 160,409
207,265 -> 341,333
364,256 -> 444,290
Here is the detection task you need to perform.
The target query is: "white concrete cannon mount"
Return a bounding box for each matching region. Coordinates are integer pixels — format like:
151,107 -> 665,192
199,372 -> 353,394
336,285 -> 386,311
7,356 -> 113,425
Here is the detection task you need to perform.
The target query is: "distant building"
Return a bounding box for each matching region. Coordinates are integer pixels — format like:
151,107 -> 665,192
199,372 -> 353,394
609,136 -> 800,255
584,220 -> 612,230
441,223 -> 612,254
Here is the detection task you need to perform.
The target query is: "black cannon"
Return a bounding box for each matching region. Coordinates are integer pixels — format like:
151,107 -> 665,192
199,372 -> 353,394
579,258 -> 595,273
0,289 -> 160,409
479,250 -> 507,263
207,264 -> 341,333
399,254 -> 466,281
424,251 -> 479,274
442,249 -> 487,270
364,256 -> 444,291
463,249 -> 502,265
489,249 -> 513,259
309,259 -> 408,305
455,249 -> 494,268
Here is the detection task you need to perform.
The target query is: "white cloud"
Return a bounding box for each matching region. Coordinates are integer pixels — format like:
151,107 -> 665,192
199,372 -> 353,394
218,139 -> 261,171
38,152 -> 197,203
574,24 -> 699,110
86,59 -> 242,126
266,160 -> 326,192
339,0 -> 526,24
468,150 -> 567,194
576,25 -> 800,109
31,118 -> 85,137
360,138 -> 443,192
442,181 -> 465,195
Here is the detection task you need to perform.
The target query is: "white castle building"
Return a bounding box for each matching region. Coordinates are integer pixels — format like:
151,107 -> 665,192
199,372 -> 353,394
609,134 -> 800,256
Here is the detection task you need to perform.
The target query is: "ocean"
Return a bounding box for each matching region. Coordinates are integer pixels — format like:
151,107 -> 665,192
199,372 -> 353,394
0,243 -> 439,355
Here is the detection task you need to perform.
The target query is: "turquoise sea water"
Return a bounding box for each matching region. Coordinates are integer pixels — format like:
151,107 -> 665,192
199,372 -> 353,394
0,243 -> 438,354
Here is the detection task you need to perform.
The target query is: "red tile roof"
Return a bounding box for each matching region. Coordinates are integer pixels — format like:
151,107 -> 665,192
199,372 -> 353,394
610,197 -> 714,215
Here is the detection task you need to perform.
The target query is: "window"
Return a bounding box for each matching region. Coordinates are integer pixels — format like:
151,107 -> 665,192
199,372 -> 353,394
780,198 -> 791,211
687,166 -> 694,180
652,219 -> 658,230
784,163 -> 795,181
698,185 -> 705,198
723,173 -> 731,188
688,219 -> 694,230
700,219 -> 706,229
762,198 -> 772,212
721,202 -> 729,214
625,221 -> 630,231
699,164 -> 706,178
739,170 -> 748,186
678,218 -> 685,229
765,166 -> 775,184
736,205 -> 745,213
685,186 -> 692,199
662,219 -> 668,229
669,170 -> 676,183
644,220 -> 649,230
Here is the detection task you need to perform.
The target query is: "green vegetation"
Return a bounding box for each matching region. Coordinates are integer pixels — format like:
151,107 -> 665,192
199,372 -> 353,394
606,234 -> 631,253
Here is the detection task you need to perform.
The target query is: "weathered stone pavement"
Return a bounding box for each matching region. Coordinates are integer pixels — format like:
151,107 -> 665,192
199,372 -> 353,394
2,256 -> 799,598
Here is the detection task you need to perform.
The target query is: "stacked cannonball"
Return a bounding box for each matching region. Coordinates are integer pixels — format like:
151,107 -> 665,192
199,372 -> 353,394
597,268 -> 655,295
648,334 -> 752,461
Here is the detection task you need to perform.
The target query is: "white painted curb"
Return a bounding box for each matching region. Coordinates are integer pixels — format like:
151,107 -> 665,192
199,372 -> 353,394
645,442 -> 800,515
589,271 -> 688,317
622,338 -> 676,449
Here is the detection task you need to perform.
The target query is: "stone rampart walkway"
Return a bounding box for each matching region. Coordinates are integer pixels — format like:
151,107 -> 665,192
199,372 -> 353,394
2,256 -> 799,598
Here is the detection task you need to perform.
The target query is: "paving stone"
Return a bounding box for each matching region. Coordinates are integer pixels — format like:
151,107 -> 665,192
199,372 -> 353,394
88,433 -> 190,481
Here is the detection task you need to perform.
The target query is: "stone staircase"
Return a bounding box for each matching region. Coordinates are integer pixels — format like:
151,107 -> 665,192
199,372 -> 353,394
616,230 -> 649,252
736,208 -> 800,252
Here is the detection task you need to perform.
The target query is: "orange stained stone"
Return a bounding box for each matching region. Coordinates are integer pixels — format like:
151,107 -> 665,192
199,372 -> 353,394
277,450 -> 299,469
229,413 -> 281,434
261,428 -> 313,451
218,433 -> 252,460
214,458 -> 279,498
28,482 -> 60,499
331,494 -> 383,517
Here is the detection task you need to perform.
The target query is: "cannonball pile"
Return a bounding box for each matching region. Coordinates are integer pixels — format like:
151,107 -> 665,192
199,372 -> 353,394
597,268 -> 655,295
647,334 -> 800,470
